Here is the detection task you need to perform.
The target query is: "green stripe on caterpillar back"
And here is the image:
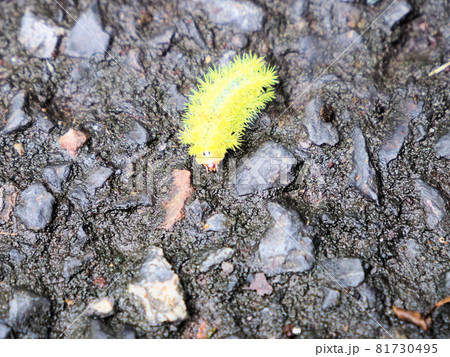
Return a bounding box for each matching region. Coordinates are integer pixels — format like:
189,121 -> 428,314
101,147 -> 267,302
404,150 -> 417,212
179,53 -> 278,171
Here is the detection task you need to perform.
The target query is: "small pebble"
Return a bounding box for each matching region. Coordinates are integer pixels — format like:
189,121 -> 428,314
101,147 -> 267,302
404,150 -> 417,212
87,297 -> 115,317
221,262 -> 234,274
15,183 -> 55,231
18,11 -> 60,58
58,129 -> 89,157
62,2 -> 110,58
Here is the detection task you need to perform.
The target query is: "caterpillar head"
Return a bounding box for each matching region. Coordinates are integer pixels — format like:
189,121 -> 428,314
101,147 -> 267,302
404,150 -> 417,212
195,150 -> 224,172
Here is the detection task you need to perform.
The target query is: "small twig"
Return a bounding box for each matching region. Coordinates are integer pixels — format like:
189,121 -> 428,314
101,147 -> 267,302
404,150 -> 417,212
428,61 -> 450,77
0,232 -> 18,236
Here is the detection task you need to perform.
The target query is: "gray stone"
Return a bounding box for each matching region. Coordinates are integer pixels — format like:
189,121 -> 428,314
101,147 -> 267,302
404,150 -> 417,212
414,179 -> 446,229
68,186 -> 90,208
383,0 -> 412,29
204,213 -> 231,232
89,319 -> 113,339
219,51 -> 237,67
124,121 -> 149,147
320,258 -> 365,288
166,84 -> 187,112
234,142 -> 296,196
351,127 -> 378,202
35,113 -> 55,133
43,163 -> 72,192
445,271 -> 450,295
186,199 -> 210,219
120,327 -> 136,339
403,238 -> 422,259
0,323 -> 11,339
148,27 -> 174,54
200,247 -> 234,273
126,49 -> 144,73
62,257 -> 83,280
357,284 -> 376,308
1,91 -> 31,135
15,183 -> 55,231
258,202 -> 315,277
176,18 -> 207,50
8,290 -> 50,338
435,131 -> 450,159
322,289 -> 340,309
18,11 -> 59,58
193,0 -> 265,33
303,98 -> 339,146
288,0 -> 307,21
127,247 -> 187,326
71,226 -> 90,254
62,1 -> 110,58
379,100 -> 423,165
9,249 -> 25,264
84,166 -> 113,195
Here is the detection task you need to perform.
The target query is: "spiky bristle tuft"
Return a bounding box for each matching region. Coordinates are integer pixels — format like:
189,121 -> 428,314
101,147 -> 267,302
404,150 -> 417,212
179,53 -> 278,168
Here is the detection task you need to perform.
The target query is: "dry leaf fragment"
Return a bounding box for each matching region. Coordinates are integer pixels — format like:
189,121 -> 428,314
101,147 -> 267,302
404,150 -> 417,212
393,296 -> 450,332
160,169 -> 193,230
392,306 -> 430,331
58,128 -> 89,157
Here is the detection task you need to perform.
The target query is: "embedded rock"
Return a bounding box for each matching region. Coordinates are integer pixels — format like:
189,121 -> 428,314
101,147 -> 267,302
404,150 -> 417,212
258,202 -> 314,276
414,179 -> 446,229
1,91 -> 30,135
18,11 -> 59,58
234,142 -> 296,196
351,127 -> 378,202
62,1 -> 110,58
15,183 -> 54,231
319,258 -> 365,288
303,98 -> 339,146
127,247 -> 188,325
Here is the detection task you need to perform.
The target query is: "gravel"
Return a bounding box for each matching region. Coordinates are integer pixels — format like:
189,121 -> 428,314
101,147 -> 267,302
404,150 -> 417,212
42,163 -> 72,193
378,100 -> 423,166
191,0 -> 266,33
322,289 -> 340,309
15,183 -> 55,231
62,1 -> 110,58
84,166 -> 113,195
414,179 -> 446,230
0,323 -> 12,339
351,127 -> 379,203
8,290 -> 50,338
0,0 -> 448,339
435,131 -> 450,159
1,91 -> 31,135
125,247 -> 188,326
303,97 -> 339,146
203,213 -> 231,232
234,142 -> 296,196
199,247 -> 234,272
18,11 -> 60,59
258,202 -> 315,276
382,0 -> 412,29
319,258 -> 365,288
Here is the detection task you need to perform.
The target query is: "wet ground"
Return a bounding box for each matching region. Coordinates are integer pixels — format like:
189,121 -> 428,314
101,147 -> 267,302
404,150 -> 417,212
0,0 -> 449,339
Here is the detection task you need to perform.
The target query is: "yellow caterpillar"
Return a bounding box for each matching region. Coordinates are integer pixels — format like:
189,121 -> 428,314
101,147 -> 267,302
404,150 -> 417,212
179,53 -> 278,171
